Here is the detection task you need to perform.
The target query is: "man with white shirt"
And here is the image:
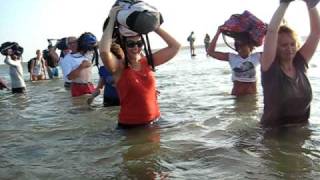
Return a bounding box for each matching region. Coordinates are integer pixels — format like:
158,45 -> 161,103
3,48 -> 26,93
62,33 -> 96,97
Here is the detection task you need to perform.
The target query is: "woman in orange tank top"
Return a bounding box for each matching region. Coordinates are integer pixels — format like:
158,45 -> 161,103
99,6 -> 181,126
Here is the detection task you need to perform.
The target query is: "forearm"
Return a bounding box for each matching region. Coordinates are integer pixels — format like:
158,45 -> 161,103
99,16 -> 118,73
67,67 -> 82,80
207,30 -> 220,54
68,59 -> 92,80
267,3 -> 289,32
207,30 -> 228,61
261,3 -> 289,71
152,28 -> 181,66
99,18 -> 114,54
155,27 -> 180,50
308,7 -> 320,38
4,56 -> 17,66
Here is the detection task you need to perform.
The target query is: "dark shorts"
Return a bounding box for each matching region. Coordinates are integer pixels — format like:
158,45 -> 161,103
12,87 -> 26,94
64,82 -> 71,89
103,97 -> 120,107
117,117 -> 160,129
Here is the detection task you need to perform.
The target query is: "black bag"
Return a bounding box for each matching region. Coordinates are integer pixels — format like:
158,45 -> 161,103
116,0 -> 163,35
0,42 -> 18,55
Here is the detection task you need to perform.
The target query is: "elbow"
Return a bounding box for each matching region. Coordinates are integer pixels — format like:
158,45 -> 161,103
175,42 -> 182,51
207,51 -> 217,58
171,41 -> 181,50
311,29 -> 320,39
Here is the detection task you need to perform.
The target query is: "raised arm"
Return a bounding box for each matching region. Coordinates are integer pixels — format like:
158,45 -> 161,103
3,49 -> 20,66
99,7 -> 121,75
299,3 -> 320,63
4,56 -> 19,67
261,2 -> 289,71
207,28 -> 229,61
152,27 -> 181,66
67,60 -> 91,80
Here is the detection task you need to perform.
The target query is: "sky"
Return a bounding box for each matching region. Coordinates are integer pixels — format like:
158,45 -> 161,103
0,0 -> 316,63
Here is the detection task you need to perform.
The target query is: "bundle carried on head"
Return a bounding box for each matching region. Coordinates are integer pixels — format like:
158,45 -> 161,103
220,10 -> 267,47
114,0 -> 163,37
103,0 -> 163,71
0,42 -> 24,56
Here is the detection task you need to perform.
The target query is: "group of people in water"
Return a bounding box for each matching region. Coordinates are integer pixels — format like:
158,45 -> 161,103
1,0 -> 320,128
187,32 -> 211,57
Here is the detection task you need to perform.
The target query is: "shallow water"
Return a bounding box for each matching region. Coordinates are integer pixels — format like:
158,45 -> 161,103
1,48 -> 320,179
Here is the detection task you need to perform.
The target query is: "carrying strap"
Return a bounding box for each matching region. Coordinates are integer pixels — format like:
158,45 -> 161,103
141,34 -> 155,71
222,34 -> 236,51
92,47 -> 100,71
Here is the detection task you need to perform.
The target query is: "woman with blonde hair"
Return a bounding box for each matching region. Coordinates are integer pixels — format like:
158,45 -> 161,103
260,0 -> 320,127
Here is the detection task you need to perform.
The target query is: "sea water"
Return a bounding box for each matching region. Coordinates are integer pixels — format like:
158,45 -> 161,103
0,47 -> 320,179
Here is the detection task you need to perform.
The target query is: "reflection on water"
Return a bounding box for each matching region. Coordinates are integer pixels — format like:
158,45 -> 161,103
118,124 -> 166,179
1,48 -> 320,179
261,126 -> 320,179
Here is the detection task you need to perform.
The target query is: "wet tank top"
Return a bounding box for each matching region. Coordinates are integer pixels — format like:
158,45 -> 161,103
261,52 -> 312,127
116,58 -> 160,125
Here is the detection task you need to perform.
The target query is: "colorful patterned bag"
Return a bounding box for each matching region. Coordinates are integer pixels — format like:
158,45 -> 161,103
220,10 -> 267,47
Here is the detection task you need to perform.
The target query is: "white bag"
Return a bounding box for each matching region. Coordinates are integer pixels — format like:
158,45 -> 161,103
116,0 -> 163,36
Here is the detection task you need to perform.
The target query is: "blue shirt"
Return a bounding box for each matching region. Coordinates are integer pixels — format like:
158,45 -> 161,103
99,66 -> 118,98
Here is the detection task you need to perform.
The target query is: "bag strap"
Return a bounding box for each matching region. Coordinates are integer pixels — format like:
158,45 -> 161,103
141,34 -> 155,71
222,34 -> 236,51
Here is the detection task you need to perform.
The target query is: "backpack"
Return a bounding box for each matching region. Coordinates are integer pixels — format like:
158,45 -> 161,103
220,10 -> 267,47
27,58 -> 35,73
0,42 -> 18,56
115,0 -> 163,35
56,37 -> 68,50
104,0 -> 163,71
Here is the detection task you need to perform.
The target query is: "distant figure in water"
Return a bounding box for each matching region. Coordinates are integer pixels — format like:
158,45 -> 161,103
30,49 -> 47,81
3,49 -> 26,94
187,31 -> 196,56
260,0 -> 320,127
204,33 -> 211,55
207,28 -> 261,96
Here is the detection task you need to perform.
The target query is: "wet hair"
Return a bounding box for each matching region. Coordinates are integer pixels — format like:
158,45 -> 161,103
234,35 -> 255,52
278,25 -> 301,48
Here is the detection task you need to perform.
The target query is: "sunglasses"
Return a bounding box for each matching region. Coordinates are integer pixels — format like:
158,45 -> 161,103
126,40 -> 144,48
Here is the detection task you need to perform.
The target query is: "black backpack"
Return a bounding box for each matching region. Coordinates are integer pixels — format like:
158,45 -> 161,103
27,58 -> 35,73
0,42 -> 18,56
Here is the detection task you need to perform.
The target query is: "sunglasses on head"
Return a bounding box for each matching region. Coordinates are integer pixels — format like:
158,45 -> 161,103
126,40 -> 144,48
